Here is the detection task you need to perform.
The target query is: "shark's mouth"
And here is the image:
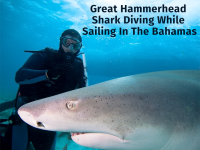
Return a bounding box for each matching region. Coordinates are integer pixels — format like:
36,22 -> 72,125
70,132 -> 130,145
71,132 -> 86,136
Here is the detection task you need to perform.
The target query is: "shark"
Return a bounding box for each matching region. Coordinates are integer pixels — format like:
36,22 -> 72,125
18,70 -> 200,150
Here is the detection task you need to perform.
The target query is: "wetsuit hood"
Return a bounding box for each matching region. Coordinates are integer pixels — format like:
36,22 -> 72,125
58,29 -> 82,57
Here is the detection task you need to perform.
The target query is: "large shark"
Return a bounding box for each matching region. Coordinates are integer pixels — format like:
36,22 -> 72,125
18,70 -> 200,150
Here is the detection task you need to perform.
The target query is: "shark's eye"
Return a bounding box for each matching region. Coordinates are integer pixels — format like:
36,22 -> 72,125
66,101 -> 76,110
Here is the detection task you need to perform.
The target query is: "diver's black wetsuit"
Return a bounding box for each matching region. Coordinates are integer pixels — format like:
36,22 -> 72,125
15,48 -> 86,150
16,48 -> 86,101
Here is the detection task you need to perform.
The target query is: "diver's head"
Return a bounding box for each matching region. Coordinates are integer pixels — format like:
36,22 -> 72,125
59,29 -> 82,56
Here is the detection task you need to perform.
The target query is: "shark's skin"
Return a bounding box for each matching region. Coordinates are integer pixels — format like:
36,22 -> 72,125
18,70 -> 200,150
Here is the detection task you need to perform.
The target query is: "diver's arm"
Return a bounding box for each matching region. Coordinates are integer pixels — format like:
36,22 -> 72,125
15,52 -> 49,84
77,60 -> 86,88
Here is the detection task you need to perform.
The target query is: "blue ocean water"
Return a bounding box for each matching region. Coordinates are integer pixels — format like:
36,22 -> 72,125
0,0 -> 200,149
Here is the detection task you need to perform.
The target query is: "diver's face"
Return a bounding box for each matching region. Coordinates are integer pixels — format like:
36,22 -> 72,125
61,35 -> 80,53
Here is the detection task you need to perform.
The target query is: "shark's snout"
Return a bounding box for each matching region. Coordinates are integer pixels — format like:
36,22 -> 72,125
18,107 -> 32,121
18,107 -> 45,128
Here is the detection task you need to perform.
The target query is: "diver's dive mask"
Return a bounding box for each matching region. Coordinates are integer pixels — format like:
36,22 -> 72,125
60,36 -> 82,52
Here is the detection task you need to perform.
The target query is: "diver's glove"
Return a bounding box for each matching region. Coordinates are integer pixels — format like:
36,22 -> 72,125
8,113 -> 23,125
46,63 -> 73,81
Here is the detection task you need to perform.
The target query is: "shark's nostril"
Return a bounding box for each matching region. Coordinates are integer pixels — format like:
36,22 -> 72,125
37,121 -> 45,128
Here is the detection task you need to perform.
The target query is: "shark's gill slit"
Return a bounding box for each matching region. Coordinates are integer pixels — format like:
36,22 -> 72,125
36,121 -> 45,127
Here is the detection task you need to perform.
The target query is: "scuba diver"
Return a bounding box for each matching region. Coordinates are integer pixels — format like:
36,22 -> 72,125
0,29 -> 86,150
